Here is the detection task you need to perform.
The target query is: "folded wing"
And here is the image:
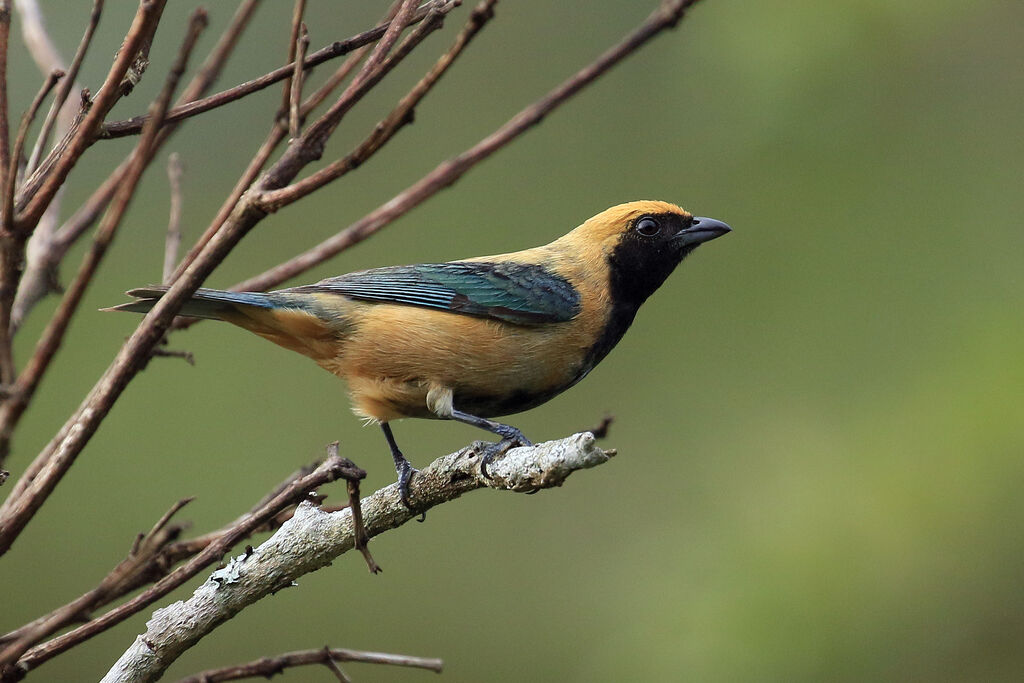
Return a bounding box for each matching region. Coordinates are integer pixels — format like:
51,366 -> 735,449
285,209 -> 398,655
287,261 -> 581,326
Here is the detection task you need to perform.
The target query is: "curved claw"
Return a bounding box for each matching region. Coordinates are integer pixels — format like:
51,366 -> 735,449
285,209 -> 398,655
396,460 -> 419,511
478,433 -> 533,479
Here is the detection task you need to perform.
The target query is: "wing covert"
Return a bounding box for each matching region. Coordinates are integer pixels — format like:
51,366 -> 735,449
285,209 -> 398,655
286,262 -> 580,326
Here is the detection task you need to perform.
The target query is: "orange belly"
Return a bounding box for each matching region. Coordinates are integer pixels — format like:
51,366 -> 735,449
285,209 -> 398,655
319,303 -> 599,422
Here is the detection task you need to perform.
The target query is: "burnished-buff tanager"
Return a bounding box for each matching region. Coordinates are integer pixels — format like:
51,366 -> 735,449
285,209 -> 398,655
110,201 -> 730,505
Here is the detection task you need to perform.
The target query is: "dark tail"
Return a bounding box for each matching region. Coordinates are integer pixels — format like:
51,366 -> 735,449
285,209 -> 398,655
103,286 -> 277,321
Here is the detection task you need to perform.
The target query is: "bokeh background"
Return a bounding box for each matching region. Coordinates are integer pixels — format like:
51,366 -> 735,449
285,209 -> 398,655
2,0 -> 1022,680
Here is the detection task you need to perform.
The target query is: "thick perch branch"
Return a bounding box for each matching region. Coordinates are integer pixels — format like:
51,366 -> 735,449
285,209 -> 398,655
102,433 -> 613,683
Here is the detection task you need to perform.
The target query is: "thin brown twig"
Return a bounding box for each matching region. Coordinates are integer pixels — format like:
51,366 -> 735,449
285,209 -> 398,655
0,458 -> 331,657
0,2 -> 10,203
0,497 -> 193,662
10,454 -> 365,676
347,477 -> 379,574
238,0 -> 703,293
299,0 -> 404,117
8,0 -> 89,336
323,657 -> 353,683
170,0 -> 449,284
98,3 -> 441,140
0,6 -> 206,466
168,0 -> 395,283
23,0 -> 103,177
169,127 -> 283,281
9,0 -> 261,356
264,0 -> 434,184
49,0 -> 262,257
14,0 -> 168,231
2,69 -> 62,238
0,1 -> 167,373
331,440 -> 380,574
301,0 -> 421,159
586,414 -> 614,439
163,153 -> 184,283
117,0 -> 167,98
174,645 -> 443,683
0,1 -> 15,386
288,23 -> 309,140
178,0 -> 262,107
281,0 -> 306,118
349,0 -> 419,91
258,0 -> 498,214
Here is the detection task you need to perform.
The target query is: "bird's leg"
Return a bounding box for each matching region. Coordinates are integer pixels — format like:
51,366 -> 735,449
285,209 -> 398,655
449,409 -> 533,478
381,422 -> 418,511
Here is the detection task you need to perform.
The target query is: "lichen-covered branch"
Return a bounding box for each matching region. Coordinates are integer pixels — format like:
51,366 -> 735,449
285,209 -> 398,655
102,433 -> 613,683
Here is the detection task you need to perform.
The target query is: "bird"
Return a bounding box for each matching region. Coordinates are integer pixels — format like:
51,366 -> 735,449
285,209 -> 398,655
108,201 -> 730,507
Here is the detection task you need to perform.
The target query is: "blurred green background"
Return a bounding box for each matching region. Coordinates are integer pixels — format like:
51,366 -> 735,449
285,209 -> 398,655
2,0 -> 1022,680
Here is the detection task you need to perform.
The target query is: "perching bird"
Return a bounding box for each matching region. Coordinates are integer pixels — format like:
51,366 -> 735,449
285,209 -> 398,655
109,201 -> 730,506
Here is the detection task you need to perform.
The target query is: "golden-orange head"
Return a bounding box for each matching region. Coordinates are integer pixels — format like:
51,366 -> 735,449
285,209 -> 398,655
550,200 -> 731,309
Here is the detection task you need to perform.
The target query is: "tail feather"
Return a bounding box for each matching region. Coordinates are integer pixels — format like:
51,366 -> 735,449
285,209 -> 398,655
105,285 -> 349,361
103,286 -> 276,321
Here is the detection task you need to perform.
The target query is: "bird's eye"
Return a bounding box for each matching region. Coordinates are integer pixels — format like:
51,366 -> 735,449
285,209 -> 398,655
635,217 -> 660,237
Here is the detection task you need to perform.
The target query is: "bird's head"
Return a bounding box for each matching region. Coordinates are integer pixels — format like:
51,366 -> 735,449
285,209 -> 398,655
562,200 -> 731,309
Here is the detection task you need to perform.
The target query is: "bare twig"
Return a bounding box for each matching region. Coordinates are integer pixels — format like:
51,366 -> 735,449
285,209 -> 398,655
9,190 -> 61,333
9,0 -> 261,373
8,0 -> 93,334
586,414 -> 614,439
259,0 -> 497,213
98,3 -> 442,140
348,476 -> 379,574
179,0 -> 262,107
100,434 -> 612,683
349,0 -> 419,91
15,0 -> 168,231
170,127 -> 280,280
168,0 -> 396,282
3,69 -> 62,237
163,153 -> 184,283
238,0 -> 703,293
174,645 -> 443,683
323,658 -> 352,683
0,457 -> 337,661
7,453 -> 365,677
0,2 -> 10,202
0,497 -> 193,664
299,0 -> 404,117
0,1 -> 15,386
0,1 -> 167,394
22,0 -> 103,177
0,7 -> 205,467
168,0 -> 451,285
289,0 -> 421,166
118,0 -> 167,97
281,0 -> 306,119
45,0 -> 260,259
287,23 -> 309,140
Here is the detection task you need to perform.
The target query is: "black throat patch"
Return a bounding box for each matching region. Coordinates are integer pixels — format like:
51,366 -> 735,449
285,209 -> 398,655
583,212 -> 695,371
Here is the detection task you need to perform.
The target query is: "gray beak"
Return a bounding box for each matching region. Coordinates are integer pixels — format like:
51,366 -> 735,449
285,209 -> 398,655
674,216 -> 732,247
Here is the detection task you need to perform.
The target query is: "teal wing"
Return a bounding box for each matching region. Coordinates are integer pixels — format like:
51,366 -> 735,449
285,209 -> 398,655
286,262 -> 581,326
